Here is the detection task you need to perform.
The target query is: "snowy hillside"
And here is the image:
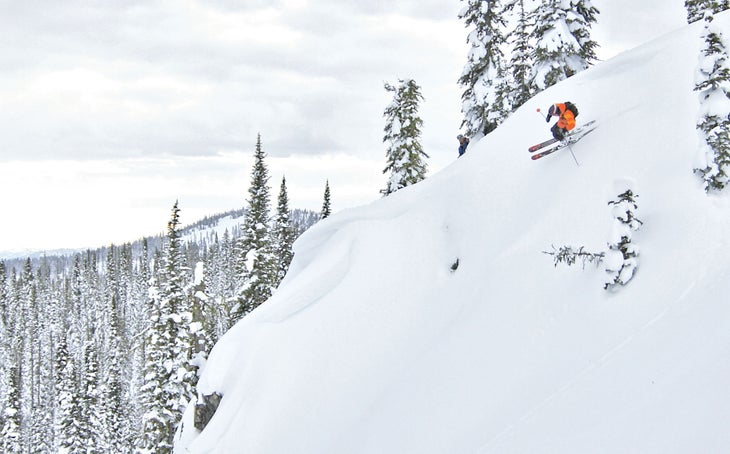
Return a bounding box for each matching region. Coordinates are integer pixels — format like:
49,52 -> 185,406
177,14 -> 730,454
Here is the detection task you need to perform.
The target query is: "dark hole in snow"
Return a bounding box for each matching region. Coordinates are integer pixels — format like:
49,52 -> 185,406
194,392 -> 222,431
450,258 -> 460,272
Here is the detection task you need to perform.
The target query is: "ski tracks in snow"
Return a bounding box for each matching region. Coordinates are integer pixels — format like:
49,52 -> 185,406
477,280 -> 696,453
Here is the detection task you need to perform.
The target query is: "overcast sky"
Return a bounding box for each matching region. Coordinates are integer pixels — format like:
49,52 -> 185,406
0,0 -> 687,253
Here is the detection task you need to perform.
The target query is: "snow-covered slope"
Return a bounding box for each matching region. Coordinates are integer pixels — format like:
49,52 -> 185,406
177,14 -> 730,453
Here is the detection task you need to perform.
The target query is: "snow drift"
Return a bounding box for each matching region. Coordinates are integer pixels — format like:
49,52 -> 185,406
177,13 -> 730,453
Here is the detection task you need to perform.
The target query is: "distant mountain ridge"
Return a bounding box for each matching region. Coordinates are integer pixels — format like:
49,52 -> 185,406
0,206 -> 320,265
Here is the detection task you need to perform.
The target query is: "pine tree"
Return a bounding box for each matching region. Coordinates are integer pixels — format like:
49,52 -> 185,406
138,201 -> 194,453
127,240 -> 151,447
138,273 -> 174,453
101,295 -> 126,452
234,134 -> 277,322
0,261 -> 7,329
160,201 -> 194,442
504,0 -> 534,110
1,363 -> 22,453
189,262 -> 211,389
118,243 -> 134,329
116,243 -> 137,448
24,257 -> 57,454
0,261 -> 9,439
572,1 -> 601,62
1,264 -> 24,452
55,331 -> 83,454
321,180 -> 332,219
81,341 -> 103,453
17,259 -> 38,453
685,0 -> 730,23
274,177 -> 296,285
693,15 -> 730,191
458,0 -> 509,136
382,79 -> 428,196
686,0 -> 706,23
204,230 -> 237,339
530,0 -> 599,91
91,246 -> 127,451
605,189 -> 642,290
32,326 -> 54,453
68,256 -> 85,356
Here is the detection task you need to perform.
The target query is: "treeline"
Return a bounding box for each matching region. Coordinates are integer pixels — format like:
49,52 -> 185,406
378,1 -> 602,197
0,135 -> 321,453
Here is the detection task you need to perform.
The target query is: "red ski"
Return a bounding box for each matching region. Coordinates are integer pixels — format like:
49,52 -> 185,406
531,146 -> 564,160
528,137 -> 560,153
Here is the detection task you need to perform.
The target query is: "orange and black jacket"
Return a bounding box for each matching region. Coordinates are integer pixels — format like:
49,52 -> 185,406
553,103 -> 576,131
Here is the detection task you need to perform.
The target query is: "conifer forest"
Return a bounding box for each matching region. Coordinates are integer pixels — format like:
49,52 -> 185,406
0,200 -> 318,452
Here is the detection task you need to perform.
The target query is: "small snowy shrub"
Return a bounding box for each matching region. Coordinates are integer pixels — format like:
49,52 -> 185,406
544,183 -> 643,291
604,189 -> 643,290
543,245 -> 604,269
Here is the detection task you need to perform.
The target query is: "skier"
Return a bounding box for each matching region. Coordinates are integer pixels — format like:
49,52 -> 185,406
457,134 -> 470,157
545,102 -> 578,141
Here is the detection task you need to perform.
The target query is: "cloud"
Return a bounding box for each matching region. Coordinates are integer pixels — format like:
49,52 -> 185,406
0,0 -> 464,162
0,0 -> 689,251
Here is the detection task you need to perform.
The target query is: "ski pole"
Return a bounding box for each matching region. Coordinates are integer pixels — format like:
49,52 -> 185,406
567,144 -> 580,167
536,107 -> 547,121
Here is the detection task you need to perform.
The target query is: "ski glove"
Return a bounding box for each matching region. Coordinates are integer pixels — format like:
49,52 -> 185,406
546,104 -> 556,122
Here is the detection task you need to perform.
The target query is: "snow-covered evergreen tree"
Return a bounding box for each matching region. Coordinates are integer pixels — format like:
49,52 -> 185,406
81,252 -> 102,341
17,259 -> 37,453
234,135 -> 277,321
138,272 -> 175,453
137,202 -> 195,453
685,0 -> 730,24
693,15 -> 730,191
101,294 -> 126,452
382,79 -> 428,196
0,261 -> 7,329
504,0 -> 534,110
274,177 -> 296,286
160,201 -> 195,442
604,189 -> 642,290
572,1 -> 600,59
81,341 -> 103,452
27,258 -> 57,454
0,261 -> 8,441
32,328 -> 54,453
54,331 -> 82,454
204,230 -> 237,340
321,179 -> 332,219
189,262 -> 211,389
686,0 -> 706,23
1,363 -> 22,453
530,0 -> 599,91
458,0 -> 509,136
115,243 -> 137,448
126,239 -> 151,446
